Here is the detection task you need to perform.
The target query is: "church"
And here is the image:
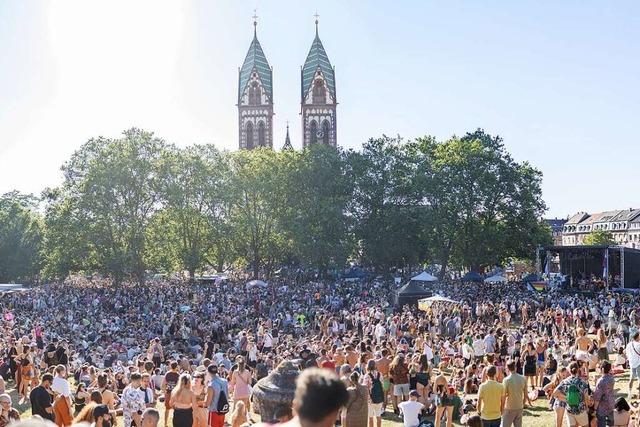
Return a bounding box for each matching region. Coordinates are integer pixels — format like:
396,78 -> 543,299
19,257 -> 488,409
237,16 -> 337,150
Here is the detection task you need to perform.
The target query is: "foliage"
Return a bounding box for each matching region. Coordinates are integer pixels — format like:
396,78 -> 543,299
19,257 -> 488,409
0,192 -> 44,283
584,229 -> 615,246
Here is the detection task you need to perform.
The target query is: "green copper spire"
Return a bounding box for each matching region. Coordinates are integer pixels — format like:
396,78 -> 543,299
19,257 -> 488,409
302,16 -> 335,101
239,15 -> 272,103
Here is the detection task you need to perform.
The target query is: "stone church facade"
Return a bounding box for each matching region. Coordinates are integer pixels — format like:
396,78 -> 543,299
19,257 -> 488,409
238,19 -> 337,150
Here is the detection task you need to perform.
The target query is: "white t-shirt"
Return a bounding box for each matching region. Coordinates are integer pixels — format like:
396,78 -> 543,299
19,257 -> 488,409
52,376 -> 71,397
398,400 -> 424,427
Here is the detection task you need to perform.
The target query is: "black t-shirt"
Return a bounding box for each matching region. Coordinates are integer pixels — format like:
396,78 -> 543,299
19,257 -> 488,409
30,386 -> 54,421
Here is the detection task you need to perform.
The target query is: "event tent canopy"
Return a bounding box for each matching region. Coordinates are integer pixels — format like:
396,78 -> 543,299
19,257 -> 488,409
522,273 -> 542,283
395,281 -> 431,307
460,271 -> 484,282
484,275 -> 508,283
246,279 -> 268,289
411,271 -> 438,282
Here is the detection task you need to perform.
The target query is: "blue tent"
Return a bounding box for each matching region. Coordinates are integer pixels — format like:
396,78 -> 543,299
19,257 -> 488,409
522,273 -> 542,283
460,271 -> 484,282
341,267 -> 367,280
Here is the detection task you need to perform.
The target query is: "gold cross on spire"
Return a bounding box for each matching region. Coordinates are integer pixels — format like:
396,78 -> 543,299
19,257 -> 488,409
314,11 -> 319,33
253,9 -> 258,27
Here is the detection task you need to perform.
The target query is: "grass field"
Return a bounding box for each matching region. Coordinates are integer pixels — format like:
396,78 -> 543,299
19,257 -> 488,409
5,370 -> 633,427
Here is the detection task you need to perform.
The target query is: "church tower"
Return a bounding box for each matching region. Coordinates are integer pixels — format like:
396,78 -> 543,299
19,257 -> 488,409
301,16 -> 337,148
238,15 -> 274,149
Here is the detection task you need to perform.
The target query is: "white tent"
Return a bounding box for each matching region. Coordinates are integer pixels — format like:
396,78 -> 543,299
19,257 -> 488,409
411,271 -> 438,282
484,275 -> 508,283
421,295 -> 458,303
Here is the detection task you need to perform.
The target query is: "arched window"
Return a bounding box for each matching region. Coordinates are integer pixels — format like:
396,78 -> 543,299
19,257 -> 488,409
249,82 -> 260,105
310,120 -> 318,144
258,122 -> 266,146
322,120 -> 330,145
312,79 -> 326,104
246,122 -> 254,149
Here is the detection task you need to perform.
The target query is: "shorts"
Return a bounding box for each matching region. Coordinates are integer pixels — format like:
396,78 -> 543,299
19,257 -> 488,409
383,379 -> 390,391
536,361 -> 545,369
597,348 -> 609,362
565,411 -> 588,427
368,403 -> 382,417
631,365 -> 640,380
393,383 -> 410,397
208,411 -> 225,427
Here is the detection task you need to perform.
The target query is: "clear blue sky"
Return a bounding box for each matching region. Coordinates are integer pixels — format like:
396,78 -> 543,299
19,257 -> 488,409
1,0 -> 638,218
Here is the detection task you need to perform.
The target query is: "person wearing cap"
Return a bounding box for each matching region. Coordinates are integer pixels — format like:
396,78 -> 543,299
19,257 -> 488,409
398,390 -> 424,427
91,404 -> 112,427
205,364 -> 229,427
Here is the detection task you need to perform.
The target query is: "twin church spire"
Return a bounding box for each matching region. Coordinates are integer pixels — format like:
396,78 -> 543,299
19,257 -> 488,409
238,14 -> 337,150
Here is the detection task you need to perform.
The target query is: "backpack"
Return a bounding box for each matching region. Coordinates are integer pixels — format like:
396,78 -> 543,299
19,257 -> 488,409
216,388 -> 230,414
566,382 -> 581,409
369,373 -> 384,404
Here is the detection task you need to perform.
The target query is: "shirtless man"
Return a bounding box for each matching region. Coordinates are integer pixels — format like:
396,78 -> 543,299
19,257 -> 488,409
595,320 -> 609,362
575,328 -> 597,370
97,374 -> 116,411
345,346 -> 358,367
376,349 -> 392,414
433,373 -> 454,427
333,347 -> 345,373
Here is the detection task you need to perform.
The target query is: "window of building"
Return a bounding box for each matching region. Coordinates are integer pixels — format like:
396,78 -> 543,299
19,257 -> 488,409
258,121 -> 266,146
312,79 -> 326,104
249,82 -> 260,105
322,120 -> 330,144
246,122 -> 254,149
310,120 -> 318,144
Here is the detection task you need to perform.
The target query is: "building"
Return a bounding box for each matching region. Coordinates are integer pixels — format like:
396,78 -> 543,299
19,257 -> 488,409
546,218 -> 567,245
561,208 -> 640,248
300,18 -> 337,148
237,15 -> 337,150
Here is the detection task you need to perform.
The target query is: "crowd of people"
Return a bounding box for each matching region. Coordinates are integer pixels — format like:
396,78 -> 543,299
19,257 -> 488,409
1,275 -> 640,427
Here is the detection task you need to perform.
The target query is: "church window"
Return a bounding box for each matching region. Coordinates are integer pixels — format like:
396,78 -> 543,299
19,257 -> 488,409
246,122 -> 254,149
310,120 -> 318,144
322,120 -> 330,144
312,79 -> 326,104
249,82 -> 260,105
258,122 -> 266,146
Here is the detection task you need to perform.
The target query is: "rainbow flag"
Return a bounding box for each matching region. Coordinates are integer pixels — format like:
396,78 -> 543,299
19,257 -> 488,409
530,281 -> 547,292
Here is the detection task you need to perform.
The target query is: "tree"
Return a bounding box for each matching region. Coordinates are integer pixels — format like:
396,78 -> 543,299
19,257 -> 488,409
0,192 -> 44,283
149,145 -> 230,281
414,129 -> 548,274
227,148 -> 289,278
58,128 -> 168,284
282,144 -> 352,274
585,230 -> 615,246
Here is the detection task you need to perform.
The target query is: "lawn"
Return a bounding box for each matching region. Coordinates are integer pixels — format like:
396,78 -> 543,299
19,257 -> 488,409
6,370 -> 632,427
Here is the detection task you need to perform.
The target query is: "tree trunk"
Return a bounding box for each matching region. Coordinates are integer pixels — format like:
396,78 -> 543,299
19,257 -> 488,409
188,268 -> 196,283
253,253 -> 260,279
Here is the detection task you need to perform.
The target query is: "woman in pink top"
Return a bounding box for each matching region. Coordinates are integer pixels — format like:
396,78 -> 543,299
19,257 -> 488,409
230,356 -> 253,414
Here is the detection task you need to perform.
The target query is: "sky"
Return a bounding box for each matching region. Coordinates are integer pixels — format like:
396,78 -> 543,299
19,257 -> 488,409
0,0 -> 638,218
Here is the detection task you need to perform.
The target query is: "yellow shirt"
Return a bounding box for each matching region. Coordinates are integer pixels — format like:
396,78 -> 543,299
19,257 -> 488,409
503,373 -> 526,410
479,380 -> 504,420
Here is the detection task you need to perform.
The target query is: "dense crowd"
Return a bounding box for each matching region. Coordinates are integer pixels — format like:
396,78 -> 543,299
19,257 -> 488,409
2,276 -> 640,427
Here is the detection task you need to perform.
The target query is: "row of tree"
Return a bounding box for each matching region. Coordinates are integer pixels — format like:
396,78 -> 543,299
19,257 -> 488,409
0,128 -> 551,284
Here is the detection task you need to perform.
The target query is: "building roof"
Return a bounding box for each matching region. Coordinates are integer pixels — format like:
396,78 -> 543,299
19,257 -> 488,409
282,123 -> 293,151
239,27 -> 272,103
594,210 -> 625,224
546,218 -> 567,231
302,26 -> 335,100
582,212 -> 604,225
566,212 -> 589,225
612,209 -> 640,222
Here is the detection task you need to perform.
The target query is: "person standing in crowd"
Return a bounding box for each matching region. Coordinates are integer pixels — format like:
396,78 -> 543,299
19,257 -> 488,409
51,365 -> 73,427
363,360 -> 383,427
593,360 -> 615,427
625,331 -> 640,398
91,404 -> 113,427
141,408 -> 160,427
553,362 -> 591,427
230,356 -> 252,415
0,393 -> 20,427
501,360 -> 529,427
30,373 -> 54,422
342,371 -> 368,427
122,372 -> 146,427
139,373 -> 156,408
390,354 -> 410,416
170,373 -> 199,427
162,361 -> 180,426
477,365 -> 504,427
205,364 -> 229,427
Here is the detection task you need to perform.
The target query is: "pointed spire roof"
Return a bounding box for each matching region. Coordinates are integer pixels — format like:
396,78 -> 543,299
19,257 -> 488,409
302,18 -> 335,100
282,121 -> 293,151
239,20 -> 272,103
